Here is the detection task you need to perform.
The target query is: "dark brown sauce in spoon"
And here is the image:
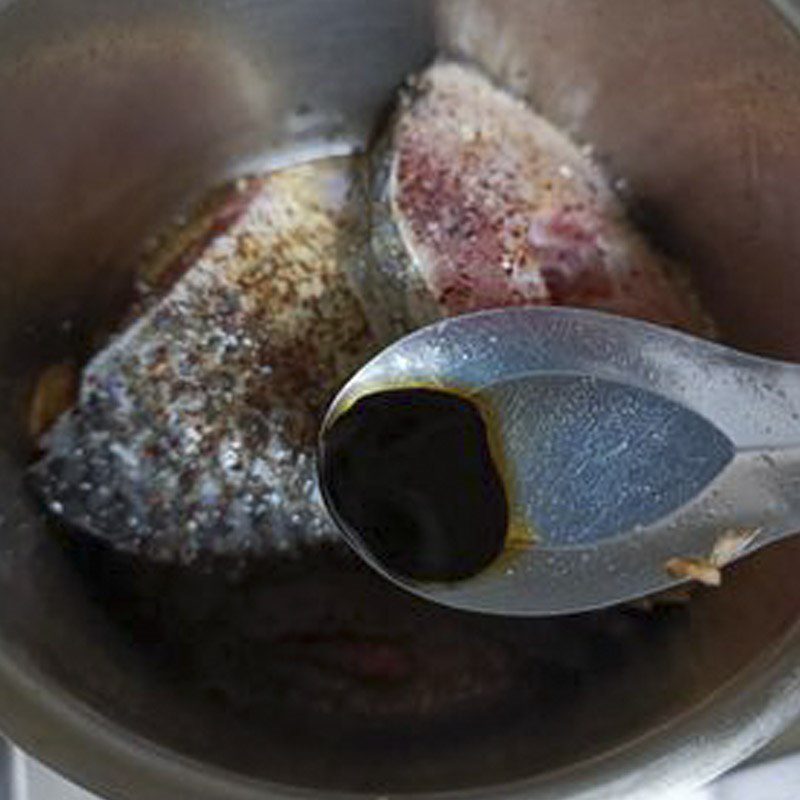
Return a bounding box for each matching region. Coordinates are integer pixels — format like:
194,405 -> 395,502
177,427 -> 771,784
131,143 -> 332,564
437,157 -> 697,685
319,387 -> 509,582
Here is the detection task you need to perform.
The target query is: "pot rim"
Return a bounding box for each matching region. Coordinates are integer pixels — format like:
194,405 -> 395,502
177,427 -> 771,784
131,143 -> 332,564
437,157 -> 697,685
1,2 -> 799,797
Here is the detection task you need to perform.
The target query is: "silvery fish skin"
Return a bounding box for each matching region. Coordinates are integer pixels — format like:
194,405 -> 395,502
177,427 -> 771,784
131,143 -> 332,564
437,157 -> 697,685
358,61 -> 712,344
31,158 -> 377,563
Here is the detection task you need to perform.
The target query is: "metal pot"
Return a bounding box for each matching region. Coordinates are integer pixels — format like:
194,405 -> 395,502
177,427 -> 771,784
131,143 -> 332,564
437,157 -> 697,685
1,1 -> 799,798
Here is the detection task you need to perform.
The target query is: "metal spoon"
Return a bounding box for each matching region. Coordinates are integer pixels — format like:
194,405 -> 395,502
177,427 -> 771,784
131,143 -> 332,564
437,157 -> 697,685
318,307 -> 800,616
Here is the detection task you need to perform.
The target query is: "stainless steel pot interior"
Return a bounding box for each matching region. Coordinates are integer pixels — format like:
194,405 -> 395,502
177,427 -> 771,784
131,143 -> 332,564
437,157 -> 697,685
0,1 -> 800,799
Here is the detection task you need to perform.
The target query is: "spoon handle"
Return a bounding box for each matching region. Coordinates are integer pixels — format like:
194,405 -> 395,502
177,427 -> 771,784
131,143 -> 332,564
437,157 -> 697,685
688,343 -> 800,551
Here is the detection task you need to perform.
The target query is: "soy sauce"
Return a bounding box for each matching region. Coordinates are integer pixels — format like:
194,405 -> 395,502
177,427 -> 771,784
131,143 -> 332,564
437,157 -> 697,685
319,388 -> 509,582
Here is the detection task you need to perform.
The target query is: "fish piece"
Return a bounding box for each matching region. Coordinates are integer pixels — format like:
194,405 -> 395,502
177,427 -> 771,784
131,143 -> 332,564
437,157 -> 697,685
358,61 -> 712,343
30,158 -> 377,563
88,547 -> 658,723
663,526 -> 761,589
709,526 -> 761,568
665,557 -> 722,588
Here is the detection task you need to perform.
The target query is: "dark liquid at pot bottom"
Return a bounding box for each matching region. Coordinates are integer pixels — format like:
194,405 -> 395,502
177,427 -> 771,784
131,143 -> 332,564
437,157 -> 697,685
320,388 -> 509,581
